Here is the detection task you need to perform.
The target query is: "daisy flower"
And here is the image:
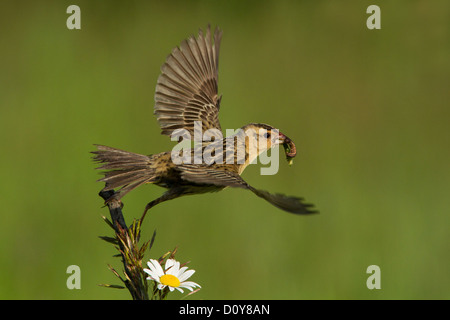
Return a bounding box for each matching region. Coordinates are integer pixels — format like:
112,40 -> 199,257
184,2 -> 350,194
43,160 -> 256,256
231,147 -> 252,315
144,258 -> 201,293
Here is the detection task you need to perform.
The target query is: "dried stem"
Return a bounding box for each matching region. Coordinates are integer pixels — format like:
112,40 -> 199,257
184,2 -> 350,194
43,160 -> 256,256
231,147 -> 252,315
98,190 -> 150,300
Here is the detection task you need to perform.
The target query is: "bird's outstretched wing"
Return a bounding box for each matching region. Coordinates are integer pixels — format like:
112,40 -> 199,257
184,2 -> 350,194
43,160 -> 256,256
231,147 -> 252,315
178,164 -> 318,215
154,25 -> 223,137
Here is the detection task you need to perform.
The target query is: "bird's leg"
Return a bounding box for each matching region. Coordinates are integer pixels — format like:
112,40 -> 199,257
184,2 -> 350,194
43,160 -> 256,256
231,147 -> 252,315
140,198 -> 164,224
140,190 -> 182,225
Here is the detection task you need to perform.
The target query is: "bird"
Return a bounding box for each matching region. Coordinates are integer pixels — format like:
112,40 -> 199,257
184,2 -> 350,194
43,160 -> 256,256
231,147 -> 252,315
92,25 -> 317,218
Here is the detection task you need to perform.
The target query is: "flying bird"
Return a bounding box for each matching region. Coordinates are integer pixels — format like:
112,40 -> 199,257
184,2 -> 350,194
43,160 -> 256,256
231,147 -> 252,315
93,26 -> 317,217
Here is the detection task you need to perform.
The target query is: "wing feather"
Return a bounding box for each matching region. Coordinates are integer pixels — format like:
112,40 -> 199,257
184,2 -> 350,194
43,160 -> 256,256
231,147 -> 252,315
155,26 -> 223,137
178,164 -> 318,215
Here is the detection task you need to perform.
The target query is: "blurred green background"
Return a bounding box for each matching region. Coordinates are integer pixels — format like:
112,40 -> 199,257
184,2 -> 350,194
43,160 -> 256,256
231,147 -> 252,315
0,0 -> 449,299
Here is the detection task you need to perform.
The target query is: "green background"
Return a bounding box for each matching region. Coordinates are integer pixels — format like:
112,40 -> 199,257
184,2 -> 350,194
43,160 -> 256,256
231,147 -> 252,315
1,0 -> 449,299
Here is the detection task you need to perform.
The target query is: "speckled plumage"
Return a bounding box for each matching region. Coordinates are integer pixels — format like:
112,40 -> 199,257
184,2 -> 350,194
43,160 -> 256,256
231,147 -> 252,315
92,26 -> 317,215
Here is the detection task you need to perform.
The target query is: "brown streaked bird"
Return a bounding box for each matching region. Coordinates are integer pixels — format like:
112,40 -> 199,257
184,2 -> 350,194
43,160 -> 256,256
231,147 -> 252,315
92,26 -> 317,217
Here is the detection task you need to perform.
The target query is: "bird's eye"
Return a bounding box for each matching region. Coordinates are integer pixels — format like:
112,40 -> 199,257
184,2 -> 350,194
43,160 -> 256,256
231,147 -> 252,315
263,132 -> 271,139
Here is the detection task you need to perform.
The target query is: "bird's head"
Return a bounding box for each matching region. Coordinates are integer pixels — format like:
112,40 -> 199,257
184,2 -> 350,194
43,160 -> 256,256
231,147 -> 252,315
239,123 -> 297,165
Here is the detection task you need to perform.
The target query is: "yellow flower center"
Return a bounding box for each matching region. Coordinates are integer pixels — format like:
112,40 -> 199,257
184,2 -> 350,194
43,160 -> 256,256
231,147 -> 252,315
160,274 -> 180,287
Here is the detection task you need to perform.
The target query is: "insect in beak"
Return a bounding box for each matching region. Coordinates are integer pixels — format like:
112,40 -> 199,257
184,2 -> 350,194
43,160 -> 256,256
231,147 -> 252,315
278,132 -> 296,165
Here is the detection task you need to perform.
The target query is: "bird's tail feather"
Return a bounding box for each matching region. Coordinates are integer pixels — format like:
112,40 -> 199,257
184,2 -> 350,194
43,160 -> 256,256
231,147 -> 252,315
92,145 -> 157,199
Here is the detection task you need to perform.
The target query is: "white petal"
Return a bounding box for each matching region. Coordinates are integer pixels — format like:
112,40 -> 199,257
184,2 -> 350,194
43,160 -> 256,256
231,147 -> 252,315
173,261 -> 181,274
168,286 -> 175,292
179,285 -> 194,292
178,269 -> 195,282
143,268 -> 159,280
166,260 -> 180,276
144,262 -> 163,282
145,270 -> 161,282
164,259 -> 175,270
177,266 -> 191,280
143,268 -> 151,275
175,287 -> 184,293
146,260 -> 158,272
180,281 -> 201,290
149,259 -> 165,277
145,262 -> 156,275
178,266 -> 188,275
157,284 -> 166,290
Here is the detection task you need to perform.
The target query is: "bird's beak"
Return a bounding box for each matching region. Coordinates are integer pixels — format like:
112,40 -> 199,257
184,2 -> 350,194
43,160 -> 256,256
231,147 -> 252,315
276,132 -> 285,145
